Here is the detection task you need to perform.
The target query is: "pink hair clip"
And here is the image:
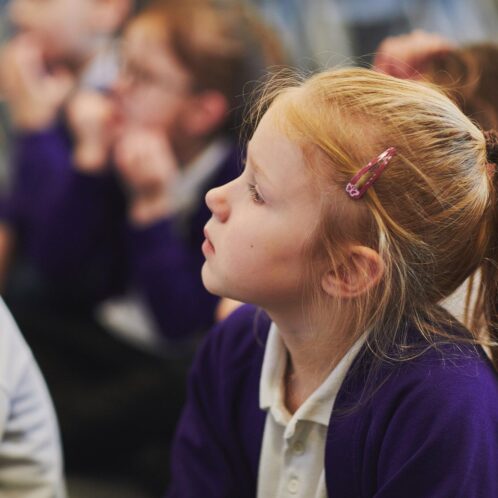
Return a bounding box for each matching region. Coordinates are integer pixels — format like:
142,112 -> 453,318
345,147 -> 397,199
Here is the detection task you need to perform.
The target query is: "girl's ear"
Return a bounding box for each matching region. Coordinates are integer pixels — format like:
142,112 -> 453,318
183,90 -> 229,137
321,246 -> 384,298
90,0 -> 132,35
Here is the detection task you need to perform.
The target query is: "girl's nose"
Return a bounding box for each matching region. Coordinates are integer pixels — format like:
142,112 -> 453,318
205,183 -> 230,222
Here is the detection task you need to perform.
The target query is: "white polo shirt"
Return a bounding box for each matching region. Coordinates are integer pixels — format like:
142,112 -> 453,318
257,323 -> 365,498
0,298 -> 65,497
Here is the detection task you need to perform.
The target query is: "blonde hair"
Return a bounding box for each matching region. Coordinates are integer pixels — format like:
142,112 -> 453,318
252,68 -> 498,368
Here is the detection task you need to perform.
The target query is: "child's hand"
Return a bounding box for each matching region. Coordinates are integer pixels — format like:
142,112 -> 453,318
0,35 -> 75,130
67,91 -> 119,174
374,30 -> 455,79
114,128 -> 179,225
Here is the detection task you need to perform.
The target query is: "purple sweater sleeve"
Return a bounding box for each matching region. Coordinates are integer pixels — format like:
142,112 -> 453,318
327,342 -> 498,498
32,167 -> 127,302
36,170 -> 118,270
371,356 -> 498,497
0,125 -> 73,240
126,219 -> 219,341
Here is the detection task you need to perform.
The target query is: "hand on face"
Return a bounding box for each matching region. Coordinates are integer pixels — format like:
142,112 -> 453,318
114,127 -> 179,225
67,90 -> 120,174
0,34 -> 75,130
374,30 -> 454,79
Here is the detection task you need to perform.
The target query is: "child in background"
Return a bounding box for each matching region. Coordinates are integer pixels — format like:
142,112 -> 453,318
373,29 -> 455,79
0,0 -> 133,291
375,31 -> 498,129
8,0 -> 284,492
168,68 -> 498,497
34,0 -> 284,341
421,43 -> 498,129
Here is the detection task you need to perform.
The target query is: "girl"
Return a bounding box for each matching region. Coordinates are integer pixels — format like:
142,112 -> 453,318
168,68 -> 498,497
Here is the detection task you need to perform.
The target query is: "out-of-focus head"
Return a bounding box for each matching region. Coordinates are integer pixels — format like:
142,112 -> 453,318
422,43 -> 498,130
8,0 -> 132,62
114,10 -> 194,136
115,0 -> 286,140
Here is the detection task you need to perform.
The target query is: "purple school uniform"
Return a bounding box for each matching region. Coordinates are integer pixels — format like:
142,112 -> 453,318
2,123 -> 242,340
0,125 -> 73,258
168,304 -> 498,498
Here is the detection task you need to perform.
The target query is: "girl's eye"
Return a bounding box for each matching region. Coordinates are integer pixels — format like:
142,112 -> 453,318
248,184 -> 264,204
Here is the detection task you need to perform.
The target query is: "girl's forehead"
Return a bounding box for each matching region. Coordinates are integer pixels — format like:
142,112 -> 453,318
266,88 -> 307,131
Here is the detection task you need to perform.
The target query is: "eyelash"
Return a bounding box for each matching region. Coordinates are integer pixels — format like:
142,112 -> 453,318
248,184 -> 264,204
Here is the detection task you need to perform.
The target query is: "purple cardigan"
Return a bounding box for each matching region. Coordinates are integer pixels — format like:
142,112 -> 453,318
0,125 -> 73,257
168,304 -> 498,497
1,124 -> 241,340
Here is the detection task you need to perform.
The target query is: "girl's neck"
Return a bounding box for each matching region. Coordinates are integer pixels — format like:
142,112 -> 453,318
267,305 -> 353,414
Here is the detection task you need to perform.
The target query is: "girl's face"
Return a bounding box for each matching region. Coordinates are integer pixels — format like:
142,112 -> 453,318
8,0 -> 95,61
114,15 -> 193,134
202,104 -> 323,310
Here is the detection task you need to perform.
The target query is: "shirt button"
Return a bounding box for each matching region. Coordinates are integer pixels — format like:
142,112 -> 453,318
293,441 -> 305,455
288,477 -> 299,494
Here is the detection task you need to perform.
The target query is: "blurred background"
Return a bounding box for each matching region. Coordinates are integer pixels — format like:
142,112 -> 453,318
0,0 -> 497,497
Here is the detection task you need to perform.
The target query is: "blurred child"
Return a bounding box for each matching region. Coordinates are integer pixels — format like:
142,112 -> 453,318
0,0 -> 133,290
35,0 -> 284,340
374,31 -> 498,129
10,0 -> 284,491
168,68 -> 498,497
414,42 -> 498,129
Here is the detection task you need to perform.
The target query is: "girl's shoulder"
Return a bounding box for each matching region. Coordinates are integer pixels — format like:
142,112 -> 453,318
393,322 -> 497,392
335,320 -> 498,427
326,324 -> 498,498
328,326 -> 498,497
342,323 -> 498,427
369,324 -> 497,399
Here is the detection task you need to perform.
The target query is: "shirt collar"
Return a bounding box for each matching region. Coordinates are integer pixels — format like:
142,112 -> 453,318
260,322 -> 366,434
80,39 -> 120,91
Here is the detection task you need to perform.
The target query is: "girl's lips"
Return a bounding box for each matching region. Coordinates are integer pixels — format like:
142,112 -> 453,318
202,238 -> 215,255
202,228 -> 215,255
